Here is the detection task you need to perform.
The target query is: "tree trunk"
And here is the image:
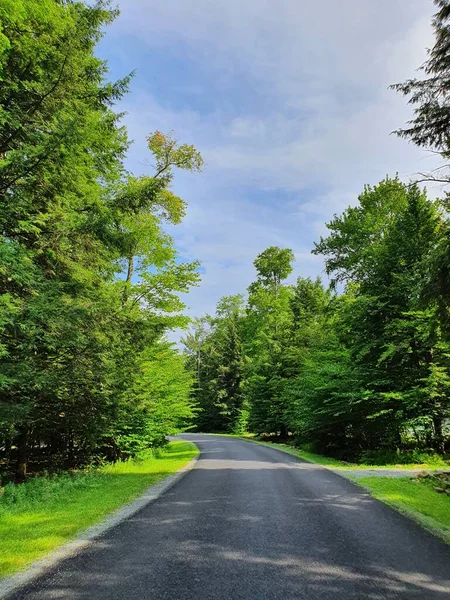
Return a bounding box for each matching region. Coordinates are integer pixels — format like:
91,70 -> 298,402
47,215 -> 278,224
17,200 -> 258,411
67,432 -> 75,467
433,415 -> 445,454
15,427 -> 29,481
279,423 -> 288,441
122,256 -> 134,304
126,256 -> 134,283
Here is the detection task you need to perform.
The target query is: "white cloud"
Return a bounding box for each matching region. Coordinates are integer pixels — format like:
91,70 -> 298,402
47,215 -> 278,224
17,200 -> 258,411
106,0 -> 439,324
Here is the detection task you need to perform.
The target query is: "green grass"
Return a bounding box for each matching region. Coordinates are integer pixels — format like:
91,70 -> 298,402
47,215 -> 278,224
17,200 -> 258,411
356,477 -> 450,544
241,438 -> 348,467
0,440 -> 198,578
233,437 -> 449,470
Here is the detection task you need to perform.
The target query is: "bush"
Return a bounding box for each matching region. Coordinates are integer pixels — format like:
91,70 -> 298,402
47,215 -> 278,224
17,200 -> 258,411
358,449 -> 450,466
0,469 -> 101,513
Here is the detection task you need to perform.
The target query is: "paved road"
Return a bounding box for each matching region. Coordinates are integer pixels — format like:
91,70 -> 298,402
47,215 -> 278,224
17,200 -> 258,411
9,434 -> 450,599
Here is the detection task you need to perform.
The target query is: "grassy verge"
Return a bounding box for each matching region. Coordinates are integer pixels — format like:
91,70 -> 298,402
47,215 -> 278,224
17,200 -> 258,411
231,437 -> 346,467
0,440 -> 198,578
356,477 -> 450,544
232,437 -> 449,470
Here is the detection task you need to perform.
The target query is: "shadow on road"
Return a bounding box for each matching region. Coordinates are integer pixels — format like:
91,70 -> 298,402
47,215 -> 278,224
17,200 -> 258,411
8,435 -> 450,600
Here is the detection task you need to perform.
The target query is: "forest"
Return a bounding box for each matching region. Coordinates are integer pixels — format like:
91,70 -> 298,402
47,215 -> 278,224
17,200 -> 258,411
184,2 -> 450,462
185,185 -> 450,461
0,0 -> 202,481
1,0 -> 450,485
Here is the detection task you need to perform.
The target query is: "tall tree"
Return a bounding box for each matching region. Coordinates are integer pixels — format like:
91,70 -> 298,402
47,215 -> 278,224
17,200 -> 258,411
0,0 -> 203,478
315,178 -> 447,452
392,0 -> 450,183
244,247 -> 295,436
183,296 -> 246,433
213,296 -> 246,432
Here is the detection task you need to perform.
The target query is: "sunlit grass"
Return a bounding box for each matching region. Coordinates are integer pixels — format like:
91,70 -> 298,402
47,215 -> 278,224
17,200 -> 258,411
356,477 -> 450,544
0,441 -> 198,578
257,442 -> 349,467
234,437 -> 449,470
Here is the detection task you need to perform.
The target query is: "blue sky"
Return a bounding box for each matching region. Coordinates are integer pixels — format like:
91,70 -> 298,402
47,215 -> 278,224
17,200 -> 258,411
98,0 -> 438,320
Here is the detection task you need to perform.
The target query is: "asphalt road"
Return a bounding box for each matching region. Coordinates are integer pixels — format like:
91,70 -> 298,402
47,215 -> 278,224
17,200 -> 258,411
9,434 -> 450,600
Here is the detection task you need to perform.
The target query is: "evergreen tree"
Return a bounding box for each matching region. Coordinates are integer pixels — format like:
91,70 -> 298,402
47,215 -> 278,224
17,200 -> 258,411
392,0 -> 450,177
183,296 -> 246,433
0,0 -> 203,479
315,178 -> 447,453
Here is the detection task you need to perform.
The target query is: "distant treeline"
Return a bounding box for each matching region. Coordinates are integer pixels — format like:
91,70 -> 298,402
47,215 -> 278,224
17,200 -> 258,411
184,178 -> 450,460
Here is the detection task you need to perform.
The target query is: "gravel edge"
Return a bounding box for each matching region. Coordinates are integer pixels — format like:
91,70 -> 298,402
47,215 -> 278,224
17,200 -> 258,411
0,453 -> 199,599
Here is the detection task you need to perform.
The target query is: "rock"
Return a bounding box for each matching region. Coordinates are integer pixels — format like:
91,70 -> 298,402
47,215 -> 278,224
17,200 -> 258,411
434,487 -> 445,493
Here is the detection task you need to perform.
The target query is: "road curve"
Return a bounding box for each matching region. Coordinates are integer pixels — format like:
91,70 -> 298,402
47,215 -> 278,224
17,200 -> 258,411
8,434 -> 450,600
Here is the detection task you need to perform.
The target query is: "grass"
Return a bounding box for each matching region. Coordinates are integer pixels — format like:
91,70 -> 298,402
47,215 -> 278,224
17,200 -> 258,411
356,477 -> 450,544
233,437 -> 450,470
240,438 -> 348,467
0,440 -> 198,579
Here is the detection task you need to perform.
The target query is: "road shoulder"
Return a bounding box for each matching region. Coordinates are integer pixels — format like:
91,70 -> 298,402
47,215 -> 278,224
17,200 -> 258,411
0,452 -> 199,599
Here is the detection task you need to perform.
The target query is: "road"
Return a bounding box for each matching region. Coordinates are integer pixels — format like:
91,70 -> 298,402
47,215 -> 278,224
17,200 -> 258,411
8,434 -> 450,599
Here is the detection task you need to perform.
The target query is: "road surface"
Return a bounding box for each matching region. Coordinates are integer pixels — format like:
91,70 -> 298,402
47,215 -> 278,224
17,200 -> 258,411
8,434 -> 450,599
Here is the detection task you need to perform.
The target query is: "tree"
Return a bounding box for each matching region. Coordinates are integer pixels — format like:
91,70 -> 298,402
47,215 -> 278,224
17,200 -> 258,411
244,247 -> 295,436
214,296 -> 246,432
110,341 -> 196,456
0,0 -> 130,477
392,0 -> 450,184
392,2 -> 450,450
183,296 -> 246,433
314,178 -> 448,453
313,177 -> 409,286
0,0 -> 203,479
282,301 -> 360,458
119,131 -> 203,297
251,246 -> 295,293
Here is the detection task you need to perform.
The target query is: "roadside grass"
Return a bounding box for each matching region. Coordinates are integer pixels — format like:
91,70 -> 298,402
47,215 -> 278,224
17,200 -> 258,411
232,437 -> 450,471
0,440 -> 198,579
217,435 -> 351,466
356,477 -> 450,544
277,444 -> 448,470
240,438 -> 348,467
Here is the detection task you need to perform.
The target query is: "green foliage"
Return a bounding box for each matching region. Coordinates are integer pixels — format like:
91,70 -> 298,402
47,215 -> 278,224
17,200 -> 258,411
185,178 -> 450,460
110,342 -> 196,456
358,449 -> 449,467
313,177 -> 409,286
251,246 -> 294,291
243,247 -> 296,436
183,295 -> 246,433
392,0 -> 450,164
310,179 -> 449,457
0,0 -> 202,480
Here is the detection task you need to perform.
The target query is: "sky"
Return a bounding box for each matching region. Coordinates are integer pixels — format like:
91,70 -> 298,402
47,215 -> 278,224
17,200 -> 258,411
98,0 -> 438,324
